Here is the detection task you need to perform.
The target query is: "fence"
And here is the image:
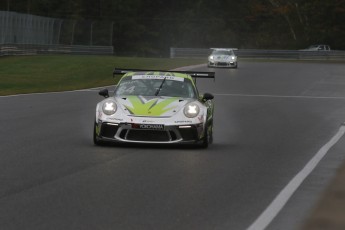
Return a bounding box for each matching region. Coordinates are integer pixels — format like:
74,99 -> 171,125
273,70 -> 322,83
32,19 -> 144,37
0,11 -> 113,56
170,48 -> 345,60
0,44 -> 113,56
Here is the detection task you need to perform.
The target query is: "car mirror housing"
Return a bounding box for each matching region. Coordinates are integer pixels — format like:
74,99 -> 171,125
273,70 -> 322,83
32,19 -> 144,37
99,89 -> 109,98
203,92 -> 214,101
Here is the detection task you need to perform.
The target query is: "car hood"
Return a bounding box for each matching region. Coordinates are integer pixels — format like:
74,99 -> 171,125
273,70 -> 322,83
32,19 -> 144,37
211,54 -> 233,61
115,95 -> 194,117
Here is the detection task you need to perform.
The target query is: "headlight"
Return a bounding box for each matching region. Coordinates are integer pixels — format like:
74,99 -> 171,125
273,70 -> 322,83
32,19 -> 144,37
183,103 -> 200,118
231,56 -> 236,60
102,101 -> 117,115
209,55 -> 214,60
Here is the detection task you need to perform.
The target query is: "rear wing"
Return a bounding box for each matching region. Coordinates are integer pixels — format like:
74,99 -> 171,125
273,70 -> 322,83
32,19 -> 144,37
210,47 -> 238,51
113,68 -> 215,82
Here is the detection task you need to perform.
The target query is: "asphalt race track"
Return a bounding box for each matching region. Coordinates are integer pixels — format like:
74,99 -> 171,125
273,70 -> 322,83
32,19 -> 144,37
1,61 -> 345,230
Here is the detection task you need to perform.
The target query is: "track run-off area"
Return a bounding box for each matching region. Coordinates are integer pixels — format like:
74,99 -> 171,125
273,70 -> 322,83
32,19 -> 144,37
1,61 -> 345,230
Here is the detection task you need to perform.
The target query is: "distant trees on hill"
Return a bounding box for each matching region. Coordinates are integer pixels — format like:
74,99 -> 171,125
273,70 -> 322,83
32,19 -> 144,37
1,0 -> 344,56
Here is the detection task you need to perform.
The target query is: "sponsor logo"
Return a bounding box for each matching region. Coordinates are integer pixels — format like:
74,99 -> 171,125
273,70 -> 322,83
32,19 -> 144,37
109,118 -> 123,121
174,120 -> 192,124
98,111 -> 103,119
132,75 -> 184,82
132,124 -> 164,130
142,120 -> 155,123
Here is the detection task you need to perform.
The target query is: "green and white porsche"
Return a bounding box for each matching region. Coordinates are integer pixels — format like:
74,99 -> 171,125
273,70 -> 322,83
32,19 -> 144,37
93,68 -> 215,148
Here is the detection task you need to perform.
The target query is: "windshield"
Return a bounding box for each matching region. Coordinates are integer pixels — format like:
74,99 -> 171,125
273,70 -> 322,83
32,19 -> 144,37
212,50 -> 234,56
115,75 -> 197,98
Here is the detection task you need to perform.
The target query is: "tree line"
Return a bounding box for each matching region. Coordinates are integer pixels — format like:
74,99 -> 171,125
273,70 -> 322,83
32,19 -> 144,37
1,0 -> 344,56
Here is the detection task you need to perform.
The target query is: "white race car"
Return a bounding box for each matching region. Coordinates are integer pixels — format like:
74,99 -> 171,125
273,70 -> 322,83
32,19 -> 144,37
208,48 -> 238,68
93,68 -> 215,148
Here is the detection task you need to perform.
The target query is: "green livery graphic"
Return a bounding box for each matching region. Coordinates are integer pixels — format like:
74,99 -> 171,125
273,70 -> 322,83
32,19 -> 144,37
124,96 -> 179,116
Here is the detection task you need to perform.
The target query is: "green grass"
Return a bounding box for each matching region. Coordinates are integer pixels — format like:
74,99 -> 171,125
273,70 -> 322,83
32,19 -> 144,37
0,55 -> 206,96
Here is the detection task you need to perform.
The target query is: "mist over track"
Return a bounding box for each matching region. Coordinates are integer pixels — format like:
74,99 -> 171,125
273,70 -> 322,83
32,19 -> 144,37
1,61 -> 345,230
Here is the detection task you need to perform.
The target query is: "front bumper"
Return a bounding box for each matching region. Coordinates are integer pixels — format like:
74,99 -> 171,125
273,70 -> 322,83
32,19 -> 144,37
208,61 -> 237,67
95,121 -> 205,144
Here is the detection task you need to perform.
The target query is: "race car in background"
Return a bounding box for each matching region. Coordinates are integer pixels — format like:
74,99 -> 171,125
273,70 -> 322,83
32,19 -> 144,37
93,68 -> 215,148
208,48 -> 238,68
299,44 -> 331,51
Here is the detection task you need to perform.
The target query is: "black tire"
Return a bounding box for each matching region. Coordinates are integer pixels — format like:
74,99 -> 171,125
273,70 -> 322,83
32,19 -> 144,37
209,126 -> 213,144
201,124 -> 212,148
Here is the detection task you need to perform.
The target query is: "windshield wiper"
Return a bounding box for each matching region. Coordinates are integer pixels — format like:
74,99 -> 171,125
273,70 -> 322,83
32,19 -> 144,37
155,77 -> 167,96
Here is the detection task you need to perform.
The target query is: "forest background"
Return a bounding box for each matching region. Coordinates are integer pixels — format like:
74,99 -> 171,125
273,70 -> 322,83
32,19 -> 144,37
1,0 -> 344,56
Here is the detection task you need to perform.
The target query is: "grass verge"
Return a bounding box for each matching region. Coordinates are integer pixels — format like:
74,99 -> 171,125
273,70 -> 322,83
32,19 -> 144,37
0,55 -> 206,96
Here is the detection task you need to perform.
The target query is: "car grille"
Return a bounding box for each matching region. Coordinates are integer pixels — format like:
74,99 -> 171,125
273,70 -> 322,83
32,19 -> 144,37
217,62 -> 229,66
126,130 -> 170,142
179,127 -> 198,141
100,123 -> 200,143
100,123 -> 119,138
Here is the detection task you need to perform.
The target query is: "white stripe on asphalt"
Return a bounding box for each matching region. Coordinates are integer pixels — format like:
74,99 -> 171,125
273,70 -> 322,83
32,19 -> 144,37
246,124 -> 345,230
0,87 -> 112,98
3,91 -> 345,100
215,93 -> 345,100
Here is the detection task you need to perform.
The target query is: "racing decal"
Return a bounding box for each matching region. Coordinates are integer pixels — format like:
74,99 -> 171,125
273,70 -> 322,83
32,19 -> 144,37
124,96 -> 178,116
198,115 -> 204,123
95,123 -> 101,135
98,111 -> 103,119
116,81 -> 138,95
132,75 -> 184,82
174,120 -> 192,124
108,118 -> 123,121
215,55 -> 230,61
142,119 -> 156,123
132,124 -> 165,130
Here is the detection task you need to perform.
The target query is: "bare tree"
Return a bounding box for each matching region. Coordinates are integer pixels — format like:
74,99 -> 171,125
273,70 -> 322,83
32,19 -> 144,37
267,0 -> 297,40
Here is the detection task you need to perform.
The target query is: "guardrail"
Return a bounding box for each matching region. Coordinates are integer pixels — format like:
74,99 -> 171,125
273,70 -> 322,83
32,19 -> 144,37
0,44 -> 114,56
170,47 -> 345,60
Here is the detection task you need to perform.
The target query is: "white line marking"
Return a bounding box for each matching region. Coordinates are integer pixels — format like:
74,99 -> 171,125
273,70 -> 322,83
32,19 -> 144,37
246,124 -> 345,230
214,93 -> 345,100
0,86 -> 113,98
2,91 -> 345,100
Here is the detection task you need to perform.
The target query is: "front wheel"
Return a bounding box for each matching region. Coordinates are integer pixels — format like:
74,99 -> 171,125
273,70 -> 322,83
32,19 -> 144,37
93,122 -> 104,146
201,124 -> 213,148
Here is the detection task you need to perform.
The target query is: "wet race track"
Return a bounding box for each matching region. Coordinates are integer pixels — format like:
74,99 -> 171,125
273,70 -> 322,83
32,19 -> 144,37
1,61 -> 345,230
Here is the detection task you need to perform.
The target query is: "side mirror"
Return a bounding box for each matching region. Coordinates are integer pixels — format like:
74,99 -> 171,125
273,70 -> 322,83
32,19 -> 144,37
203,92 -> 214,101
99,89 -> 109,98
